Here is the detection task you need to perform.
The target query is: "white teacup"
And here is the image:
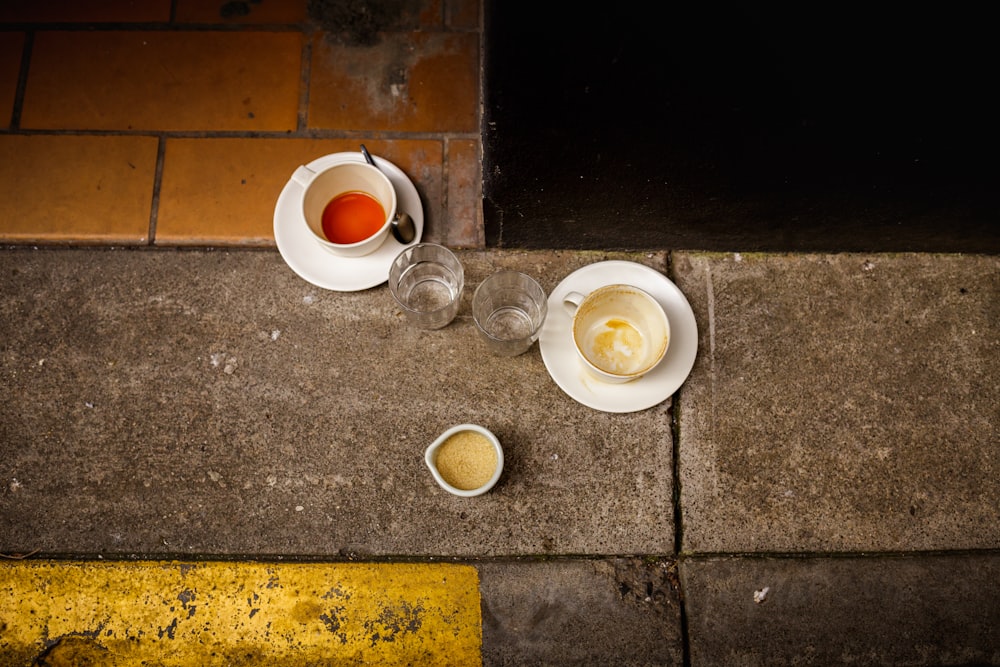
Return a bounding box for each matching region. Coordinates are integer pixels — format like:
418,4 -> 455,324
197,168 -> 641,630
564,284 -> 669,384
291,161 -> 397,258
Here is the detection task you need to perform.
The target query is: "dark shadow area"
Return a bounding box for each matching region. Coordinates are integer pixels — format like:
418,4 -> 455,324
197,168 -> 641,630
483,4 -> 999,252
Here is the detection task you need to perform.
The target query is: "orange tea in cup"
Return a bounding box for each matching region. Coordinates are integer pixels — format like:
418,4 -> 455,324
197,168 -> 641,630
321,191 -> 386,245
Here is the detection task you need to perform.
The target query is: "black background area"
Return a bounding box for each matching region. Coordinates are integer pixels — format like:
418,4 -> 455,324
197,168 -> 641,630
483,4 -> 999,252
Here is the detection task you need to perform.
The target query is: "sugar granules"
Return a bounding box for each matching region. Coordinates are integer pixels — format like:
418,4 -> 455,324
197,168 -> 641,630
435,431 -> 497,490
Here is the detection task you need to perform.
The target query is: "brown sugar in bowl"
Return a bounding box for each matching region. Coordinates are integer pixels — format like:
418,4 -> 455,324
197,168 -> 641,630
425,424 -> 503,497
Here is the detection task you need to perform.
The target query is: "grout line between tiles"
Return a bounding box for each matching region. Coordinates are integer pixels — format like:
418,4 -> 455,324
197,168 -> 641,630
441,137 -> 450,243
9,30 -> 33,130
11,548 -> 1000,564
666,252 -> 692,667
147,136 -> 166,245
671,395 -> 691,667
2,128 -> 479,141
297,31 -> 312,133
1,22 -> 308,32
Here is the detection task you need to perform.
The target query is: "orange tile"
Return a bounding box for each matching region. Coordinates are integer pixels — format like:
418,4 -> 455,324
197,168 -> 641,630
446,0 -> 480,29
308,31 -> 479,133
0,135 -> 157,244
0,0 -> 170,23
174,0 -> 307,24
155,138 -> 443,246
21,31 -> 301,131
361,139 -> 445,243
307,1 -> 443,31
445,139 -> 482,247
417,0 -> 446,26
0,32 -> 23,129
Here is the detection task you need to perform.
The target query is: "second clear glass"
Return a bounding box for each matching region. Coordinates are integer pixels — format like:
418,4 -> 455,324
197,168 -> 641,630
472,270 -> 547,356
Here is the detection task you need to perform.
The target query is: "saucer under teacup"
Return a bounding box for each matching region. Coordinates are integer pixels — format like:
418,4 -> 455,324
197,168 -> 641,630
273,152 -> 424,292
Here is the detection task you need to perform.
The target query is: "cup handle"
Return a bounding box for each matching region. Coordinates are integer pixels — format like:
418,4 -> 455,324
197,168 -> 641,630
563,290 -> 586,315
290,165 -> 316,188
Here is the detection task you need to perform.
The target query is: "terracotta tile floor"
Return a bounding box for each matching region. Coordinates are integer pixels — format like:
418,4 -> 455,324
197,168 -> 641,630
0,0 -> 483,248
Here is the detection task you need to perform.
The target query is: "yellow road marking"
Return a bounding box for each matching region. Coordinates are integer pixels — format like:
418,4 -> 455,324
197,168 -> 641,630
0,560 -> 481,666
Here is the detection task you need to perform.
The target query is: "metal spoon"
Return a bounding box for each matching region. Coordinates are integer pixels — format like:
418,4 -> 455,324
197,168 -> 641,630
360,144 -> 416,244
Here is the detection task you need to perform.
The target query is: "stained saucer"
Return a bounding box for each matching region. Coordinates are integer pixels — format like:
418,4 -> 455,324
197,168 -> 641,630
273,152 -> 424,291
538,261 -> 698,413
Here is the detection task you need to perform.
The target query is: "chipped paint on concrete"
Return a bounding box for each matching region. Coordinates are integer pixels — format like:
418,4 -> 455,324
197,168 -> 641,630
0,560 -> 481,666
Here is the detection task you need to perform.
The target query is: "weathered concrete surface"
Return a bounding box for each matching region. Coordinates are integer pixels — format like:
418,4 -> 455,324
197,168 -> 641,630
3,247 -> 999,665
674,252 -> 999,553
0,248 -> 674,558
480,558 -> 684,666
681,553 -> 1000,666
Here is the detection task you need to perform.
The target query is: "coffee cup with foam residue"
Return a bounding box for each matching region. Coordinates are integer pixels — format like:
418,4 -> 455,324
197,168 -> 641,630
563,284 -> 669,384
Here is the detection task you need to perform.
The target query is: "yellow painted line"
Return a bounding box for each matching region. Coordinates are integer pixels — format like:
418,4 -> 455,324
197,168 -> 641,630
0,560 -> 481,666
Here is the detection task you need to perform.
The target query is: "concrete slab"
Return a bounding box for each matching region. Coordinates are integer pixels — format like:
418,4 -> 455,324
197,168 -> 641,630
0,248 -> 675,558
480,558 -> 684,666
681,553 -> 1000,666
673,252 -> 999,553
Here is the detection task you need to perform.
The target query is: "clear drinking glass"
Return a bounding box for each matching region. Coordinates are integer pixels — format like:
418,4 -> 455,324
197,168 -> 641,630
472,271 -> 548,356
388,243 -> 464,329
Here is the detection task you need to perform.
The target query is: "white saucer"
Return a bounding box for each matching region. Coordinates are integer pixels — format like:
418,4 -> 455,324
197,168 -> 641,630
273,152 -> 424,291
539,261 -> 698,413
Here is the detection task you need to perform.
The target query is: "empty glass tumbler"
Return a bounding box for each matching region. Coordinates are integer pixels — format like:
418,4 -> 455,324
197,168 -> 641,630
389,243 -> 464,329
472,271 -> 548,356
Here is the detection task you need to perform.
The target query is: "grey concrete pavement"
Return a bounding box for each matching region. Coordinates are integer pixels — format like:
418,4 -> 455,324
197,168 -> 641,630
0,248 -> 674,558
480,558 -> 684,666
1,247 -> 998,665
674,252 -> 999,554
681,553 -> 1000,666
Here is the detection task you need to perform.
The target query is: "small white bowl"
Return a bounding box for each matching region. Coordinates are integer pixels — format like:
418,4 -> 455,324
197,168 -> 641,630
425,424 -> 503,497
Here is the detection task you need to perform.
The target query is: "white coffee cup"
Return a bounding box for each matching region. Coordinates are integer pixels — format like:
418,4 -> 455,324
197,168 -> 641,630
291,161 -> 398,258
563,284 -> 669,384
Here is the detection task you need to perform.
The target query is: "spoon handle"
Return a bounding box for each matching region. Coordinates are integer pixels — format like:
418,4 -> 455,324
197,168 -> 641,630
360,144 -> 376,166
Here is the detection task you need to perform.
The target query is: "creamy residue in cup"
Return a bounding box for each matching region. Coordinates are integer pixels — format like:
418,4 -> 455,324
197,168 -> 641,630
587,317 -> 645,373
435,431 -> 497,490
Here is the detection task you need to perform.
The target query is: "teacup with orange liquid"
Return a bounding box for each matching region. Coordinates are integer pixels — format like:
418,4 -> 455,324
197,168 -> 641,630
291,161 -> 397,257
